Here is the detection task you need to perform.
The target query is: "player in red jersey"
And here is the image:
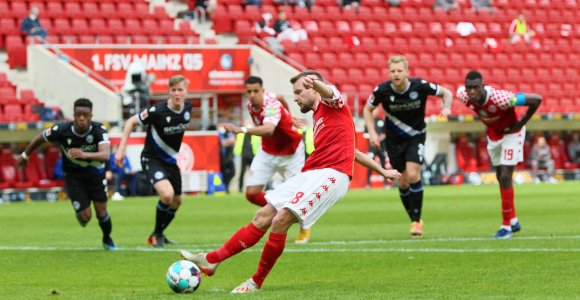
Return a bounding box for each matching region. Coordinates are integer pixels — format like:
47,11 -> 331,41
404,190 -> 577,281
180,71 -> 400,293
221,76 -> 312,243
457,70 -> 542,239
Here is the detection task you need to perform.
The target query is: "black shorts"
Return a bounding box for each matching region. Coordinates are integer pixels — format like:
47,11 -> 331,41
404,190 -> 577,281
65,174 -> 107,213
385,134 -> 426,173
141,156 -> 182,195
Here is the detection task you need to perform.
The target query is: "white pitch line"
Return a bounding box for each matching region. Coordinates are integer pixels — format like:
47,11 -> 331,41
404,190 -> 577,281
1,235 -> 578,253
0,246 -> 579,253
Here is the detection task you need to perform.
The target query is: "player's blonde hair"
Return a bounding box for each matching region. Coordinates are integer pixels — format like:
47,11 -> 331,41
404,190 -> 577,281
290,70 -> 324,84
389,55 -> 409,70
169,75 -> 188,87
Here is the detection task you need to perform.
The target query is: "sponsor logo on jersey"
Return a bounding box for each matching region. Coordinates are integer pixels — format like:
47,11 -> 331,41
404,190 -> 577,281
81,144 -> 97,152
67,138 -> 72,145
163,123 -> 187,135
166,116 -> 171,123
390,95 -> 395,102
409,91 -> 418,100
86,134 -> 94,144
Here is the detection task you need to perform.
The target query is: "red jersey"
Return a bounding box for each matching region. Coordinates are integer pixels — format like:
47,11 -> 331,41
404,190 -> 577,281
457,86 -> 519,141
248,91 -> 302,155
302,86 -> 355,178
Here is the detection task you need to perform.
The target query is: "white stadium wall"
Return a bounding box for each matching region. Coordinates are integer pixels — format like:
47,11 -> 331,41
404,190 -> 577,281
249,45 -> 314,124
28,45 -> 122,122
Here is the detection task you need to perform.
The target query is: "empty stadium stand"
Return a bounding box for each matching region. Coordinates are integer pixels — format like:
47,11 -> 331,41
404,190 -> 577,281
0,0 -> 200,68
207,0 -> 580,115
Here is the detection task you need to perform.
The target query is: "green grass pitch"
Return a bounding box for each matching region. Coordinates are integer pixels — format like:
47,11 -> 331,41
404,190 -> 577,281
1,182 -> 579,299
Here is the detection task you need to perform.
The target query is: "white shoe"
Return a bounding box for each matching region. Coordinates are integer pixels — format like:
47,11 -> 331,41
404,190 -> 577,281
547,177 -> 558,183
179,251 -> 219,276
111,192 -> 124,201
231,278 -> 260,294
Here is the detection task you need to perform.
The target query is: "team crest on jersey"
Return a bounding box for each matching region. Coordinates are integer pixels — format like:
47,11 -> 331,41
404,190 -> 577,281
488,105 -> 497,113
166,116 -> 171,123
67,138 -> 72,145
409,91 -> 418,100
86,135 -> 94,144
390,95 -> 395,102
154,171 -> 164,180
184,111 -> 190,121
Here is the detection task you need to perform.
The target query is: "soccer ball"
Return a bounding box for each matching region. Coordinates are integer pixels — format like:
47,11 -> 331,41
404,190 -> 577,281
166,260 -> 202,293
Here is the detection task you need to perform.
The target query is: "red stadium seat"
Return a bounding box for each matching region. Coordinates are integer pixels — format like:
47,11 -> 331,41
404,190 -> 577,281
46,2 -> 65,19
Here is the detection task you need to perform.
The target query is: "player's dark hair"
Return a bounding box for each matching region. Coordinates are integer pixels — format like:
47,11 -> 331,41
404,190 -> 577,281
74,98 -> 92,111
290,70 -> 324,84
466,70 -> 483,81
245,76 -> 263,86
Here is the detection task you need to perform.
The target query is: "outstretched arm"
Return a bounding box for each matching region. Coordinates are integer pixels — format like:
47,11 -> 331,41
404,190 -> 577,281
355,149 -> 400,180
504,93 -> 542,133
277,94 -> 307,128
16,133 -> 46,168
115,115 -> 139,167
437,85 -> 453,117
223,122 -> 276,137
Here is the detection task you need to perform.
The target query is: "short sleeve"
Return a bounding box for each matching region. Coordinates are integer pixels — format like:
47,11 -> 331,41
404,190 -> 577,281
367,85 -> 382,107
138,107 -> 155,126
456,86 -> 469,105
96,125 -> 110,145
419,79 -> 439,96
42,125 -> 60,142
492,89 -> 515,110
262,100 -> 282,126
320,85 -> 345,109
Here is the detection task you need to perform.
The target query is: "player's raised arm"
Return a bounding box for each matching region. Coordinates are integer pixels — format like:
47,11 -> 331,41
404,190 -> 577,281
115,114 -> 139,167
303,75 -> 334,99
355,149 -> 400,180
437,85 -> 453,117
504,93 -> 542,133
16,132 -> 46,168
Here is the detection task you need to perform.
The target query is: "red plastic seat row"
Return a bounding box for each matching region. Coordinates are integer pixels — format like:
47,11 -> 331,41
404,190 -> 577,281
0,2 -> 156,21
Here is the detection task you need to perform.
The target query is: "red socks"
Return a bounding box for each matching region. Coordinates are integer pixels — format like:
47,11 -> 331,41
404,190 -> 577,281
252,232 -> 287,288
206,222 -> 265,263
500,186 -> 516,226
246,191 -> 267,207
